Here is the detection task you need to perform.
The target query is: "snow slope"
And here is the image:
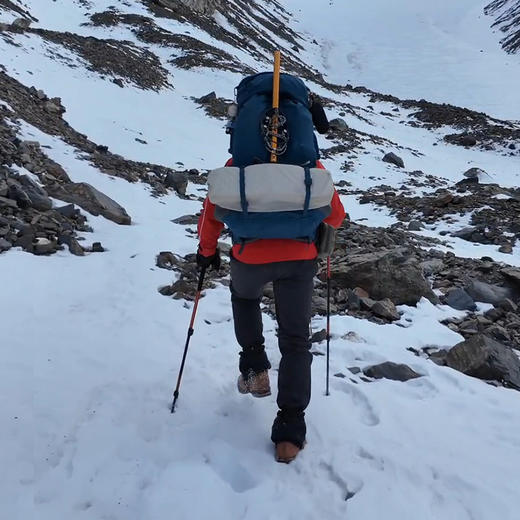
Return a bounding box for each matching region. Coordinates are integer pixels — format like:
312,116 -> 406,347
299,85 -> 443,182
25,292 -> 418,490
284,0 -> 520,119
3,126 -> 519,520
1,1 -> 520,519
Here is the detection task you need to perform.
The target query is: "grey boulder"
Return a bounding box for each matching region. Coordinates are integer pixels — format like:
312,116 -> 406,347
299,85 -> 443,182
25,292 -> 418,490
48,182 -> 131,225
465,280 -> 516,306
333,248 -> 438,306
445,288 -> 477,311
165,172 -> 188,196
446,335 -> 520,390
382,152 -> 405,168
363,362 -> 422,382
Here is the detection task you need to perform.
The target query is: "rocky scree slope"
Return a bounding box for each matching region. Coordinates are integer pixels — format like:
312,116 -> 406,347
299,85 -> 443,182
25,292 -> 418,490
486,0 -> 520,53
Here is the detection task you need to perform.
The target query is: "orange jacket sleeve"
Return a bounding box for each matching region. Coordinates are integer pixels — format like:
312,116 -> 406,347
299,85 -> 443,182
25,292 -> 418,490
316,160 -> 346,229
324,190 -> 346,229
197,197 -> 224,257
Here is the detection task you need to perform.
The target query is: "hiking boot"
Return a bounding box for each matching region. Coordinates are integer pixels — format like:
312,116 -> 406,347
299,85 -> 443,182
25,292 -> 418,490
237,369 -> 271,398
275,441 -> 302,463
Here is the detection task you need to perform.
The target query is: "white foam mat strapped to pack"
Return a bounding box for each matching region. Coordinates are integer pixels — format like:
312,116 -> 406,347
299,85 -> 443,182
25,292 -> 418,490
207,164 -> 334,212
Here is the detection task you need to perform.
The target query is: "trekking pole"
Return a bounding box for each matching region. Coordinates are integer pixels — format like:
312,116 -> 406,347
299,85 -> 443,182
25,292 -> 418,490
270,50 -> 281,163
171,267 -> 207,413
326,256 -> 331,396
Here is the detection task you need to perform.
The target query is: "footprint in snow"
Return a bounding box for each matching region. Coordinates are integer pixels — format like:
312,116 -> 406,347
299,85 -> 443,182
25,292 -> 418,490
320,461 -> 364,502
204,441 -> 259,493
333,380 -> 380,426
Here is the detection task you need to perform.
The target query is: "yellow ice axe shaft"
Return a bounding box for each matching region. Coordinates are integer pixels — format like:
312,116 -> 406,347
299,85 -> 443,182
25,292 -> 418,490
270,50 -> 281,163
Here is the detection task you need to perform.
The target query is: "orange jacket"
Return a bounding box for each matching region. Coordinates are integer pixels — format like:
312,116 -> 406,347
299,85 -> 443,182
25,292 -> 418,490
198,160 -> 346,264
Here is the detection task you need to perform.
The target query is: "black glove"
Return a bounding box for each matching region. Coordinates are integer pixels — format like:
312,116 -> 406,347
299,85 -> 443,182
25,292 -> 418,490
196,247 -> 221,271
309,94 -> 330,134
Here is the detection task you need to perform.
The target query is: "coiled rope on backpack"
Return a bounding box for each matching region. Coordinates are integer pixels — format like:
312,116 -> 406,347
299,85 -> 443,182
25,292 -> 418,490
261,108 -> 289,156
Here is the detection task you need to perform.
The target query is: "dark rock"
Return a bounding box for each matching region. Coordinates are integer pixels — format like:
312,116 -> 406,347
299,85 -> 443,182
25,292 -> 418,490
498,243 -> 513,254
311,329 -> 327,343
91,242 -> 105,253
353,287 -> 370,298
463,168 -> 486,180
382,152 -> 405,168
345,289 -> 361,310
12,18 -> 31,29
161,279 -> 194,300
33,237 -> 58,255
371,298 -> 401,321
44,99 -> 64,115
501,268 -> 520,287
420,259 -> 444,276
499,299 -> 518,313
408,220 -> 423,231
329,118 -> 348,131
17,176 -> 52,211
164,172 -> 188,196
484,308 -> 504,322
314,296 -> 337,314
360,296 -> 376,310
465,280 -> 516,306
333,248 -> 438,306
7,183 -> 31,209
68,238 -> 85,256
159,285 -> 174,296
363,362 -> 422,382
457,134 -> 477,147
452,227 -> 476,240
172,214 -> 199,225
0,238 -> 12,252
0,195 -> 18,209
55,204 -> 78,218
428,350 -> 448,366
198,91 -> 217,104
0,180 -> 8,197
485,325 -> 510,342
445,288 -> 477,311
14,232 -> 35,253
156,251 -> 179,270
433,192 -> 454,207
47,182 -> 131,225
446,335 -> 520,389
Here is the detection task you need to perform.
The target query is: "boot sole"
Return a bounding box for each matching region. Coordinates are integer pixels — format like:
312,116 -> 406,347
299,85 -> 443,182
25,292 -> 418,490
275,441 -> 306,463
251,390 -> 271,398
237,384 -> 272,398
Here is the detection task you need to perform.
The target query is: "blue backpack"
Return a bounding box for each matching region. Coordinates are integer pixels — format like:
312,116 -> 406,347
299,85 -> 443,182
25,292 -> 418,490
228,72 -> 320,167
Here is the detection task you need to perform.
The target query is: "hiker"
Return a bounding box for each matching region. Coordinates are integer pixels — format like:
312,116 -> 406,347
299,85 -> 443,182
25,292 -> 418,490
196,70 -> 346,463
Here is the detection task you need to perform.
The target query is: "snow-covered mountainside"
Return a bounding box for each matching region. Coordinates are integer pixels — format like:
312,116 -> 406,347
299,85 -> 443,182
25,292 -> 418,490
486,0 -> 520,54
1,1 -> 520,519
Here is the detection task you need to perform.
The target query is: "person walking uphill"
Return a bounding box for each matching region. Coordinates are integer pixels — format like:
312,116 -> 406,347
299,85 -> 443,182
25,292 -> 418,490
196,60 -> 346,463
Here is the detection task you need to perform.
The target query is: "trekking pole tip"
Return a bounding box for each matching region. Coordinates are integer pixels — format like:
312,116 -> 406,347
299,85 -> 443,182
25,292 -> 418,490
171,391 -> 179,413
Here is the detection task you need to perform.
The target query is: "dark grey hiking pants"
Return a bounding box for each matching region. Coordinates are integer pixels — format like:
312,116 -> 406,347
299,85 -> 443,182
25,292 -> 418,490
230,257 -> 317,441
